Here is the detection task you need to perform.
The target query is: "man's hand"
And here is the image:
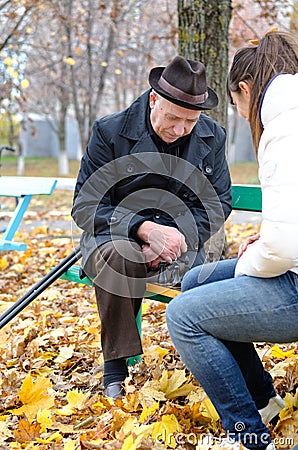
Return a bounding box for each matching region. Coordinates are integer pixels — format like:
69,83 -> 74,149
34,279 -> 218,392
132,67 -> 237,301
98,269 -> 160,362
137,221 -> 187,264
238,233 -> 260,258
141,243 -> 163,270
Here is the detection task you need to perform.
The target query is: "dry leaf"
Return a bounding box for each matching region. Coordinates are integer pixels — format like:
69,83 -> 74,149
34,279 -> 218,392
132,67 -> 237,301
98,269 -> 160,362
13,418 -> 40,443
11,374 -> 54,422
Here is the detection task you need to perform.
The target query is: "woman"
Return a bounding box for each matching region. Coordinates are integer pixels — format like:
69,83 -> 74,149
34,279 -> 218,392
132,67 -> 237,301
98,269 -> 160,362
166,30 -> 298,450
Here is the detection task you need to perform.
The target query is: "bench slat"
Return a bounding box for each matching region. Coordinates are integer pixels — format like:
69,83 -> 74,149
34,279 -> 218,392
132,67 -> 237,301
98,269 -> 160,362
231,184 -> 261,212
0,177 -> 57,197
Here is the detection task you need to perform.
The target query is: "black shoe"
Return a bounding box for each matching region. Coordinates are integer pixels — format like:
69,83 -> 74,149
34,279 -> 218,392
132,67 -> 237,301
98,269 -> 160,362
104,381 -> 125,400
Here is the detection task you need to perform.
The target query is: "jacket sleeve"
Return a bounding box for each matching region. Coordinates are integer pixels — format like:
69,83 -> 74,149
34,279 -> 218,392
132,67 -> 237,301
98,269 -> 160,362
235,118 -> 298,278
72,121 -> 145,238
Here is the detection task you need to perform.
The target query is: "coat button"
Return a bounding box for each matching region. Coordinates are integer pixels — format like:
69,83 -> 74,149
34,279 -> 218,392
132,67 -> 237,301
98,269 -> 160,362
126,164 -> 135,173
154,212 -> 161,219
110,216 -> 117,223
205,165 -> 212,174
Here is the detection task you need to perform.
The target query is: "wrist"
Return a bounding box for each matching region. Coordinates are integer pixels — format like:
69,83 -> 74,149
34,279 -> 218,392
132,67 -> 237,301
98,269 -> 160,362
136,221 -> 156,241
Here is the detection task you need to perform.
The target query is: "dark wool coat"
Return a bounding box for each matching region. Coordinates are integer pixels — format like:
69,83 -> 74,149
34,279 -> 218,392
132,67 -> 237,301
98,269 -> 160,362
72,90 -> 232,270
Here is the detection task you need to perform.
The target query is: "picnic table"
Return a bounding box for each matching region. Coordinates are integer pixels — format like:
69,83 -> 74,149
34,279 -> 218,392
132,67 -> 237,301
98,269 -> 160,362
0,176 -> 57,252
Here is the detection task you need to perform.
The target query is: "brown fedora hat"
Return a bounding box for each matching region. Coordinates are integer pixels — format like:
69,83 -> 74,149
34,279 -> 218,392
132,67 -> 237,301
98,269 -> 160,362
149,55 -> 218,110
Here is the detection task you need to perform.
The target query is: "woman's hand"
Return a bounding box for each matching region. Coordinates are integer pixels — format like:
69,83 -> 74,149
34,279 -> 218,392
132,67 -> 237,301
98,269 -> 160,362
238,233 -> 260,258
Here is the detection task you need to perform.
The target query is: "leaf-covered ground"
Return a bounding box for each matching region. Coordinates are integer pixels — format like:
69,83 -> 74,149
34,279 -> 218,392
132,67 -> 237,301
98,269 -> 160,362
0,193 -> 297,449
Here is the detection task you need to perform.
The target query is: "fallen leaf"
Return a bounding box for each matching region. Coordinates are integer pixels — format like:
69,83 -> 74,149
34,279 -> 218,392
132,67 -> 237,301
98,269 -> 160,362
13,418 -> 40,443
270,344 -> 295,359
160,369 -> 197,399
11,374 -> 54,422
56,389 -> 90,415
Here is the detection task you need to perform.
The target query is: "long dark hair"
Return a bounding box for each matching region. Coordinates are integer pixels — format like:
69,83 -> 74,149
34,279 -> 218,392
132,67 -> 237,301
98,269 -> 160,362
227,31 -> 298,153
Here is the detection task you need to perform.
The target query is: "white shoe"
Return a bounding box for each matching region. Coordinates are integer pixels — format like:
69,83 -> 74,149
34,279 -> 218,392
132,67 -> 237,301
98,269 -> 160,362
258,394 -> 285,425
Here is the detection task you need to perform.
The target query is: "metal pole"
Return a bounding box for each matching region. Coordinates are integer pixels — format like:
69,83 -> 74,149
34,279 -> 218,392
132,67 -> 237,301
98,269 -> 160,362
0,246 -> 82,329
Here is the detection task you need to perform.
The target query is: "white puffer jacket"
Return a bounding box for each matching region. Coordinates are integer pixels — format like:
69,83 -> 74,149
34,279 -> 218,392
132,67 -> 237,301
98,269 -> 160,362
235,73 -> 298,278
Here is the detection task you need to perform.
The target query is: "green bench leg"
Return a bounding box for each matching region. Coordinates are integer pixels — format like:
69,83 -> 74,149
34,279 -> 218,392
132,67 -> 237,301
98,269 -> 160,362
127,305 -> 142,366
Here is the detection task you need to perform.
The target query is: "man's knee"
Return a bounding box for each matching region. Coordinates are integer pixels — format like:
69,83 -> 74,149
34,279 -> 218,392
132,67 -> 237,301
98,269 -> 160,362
89,240 -> 147,296
96,240 -> 145,272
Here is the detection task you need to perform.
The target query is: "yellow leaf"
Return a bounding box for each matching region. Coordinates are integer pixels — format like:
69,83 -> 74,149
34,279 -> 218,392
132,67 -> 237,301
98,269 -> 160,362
142,303 -> 150,315
36,431 -> 63,443
156,346 -> 169,360
160,369 -> 196,399
63,441 -> 77,450
282,391 -> 298,411
121,434 -> 136,450
0,256 -> 8,270
4,56 -> 12,66
270,344 -> 295,359
101,61 -> 108,67
56,389 -> 89,415
63,57 -> 76,66
21,79 -> 30,88
152,414 -> 181,448
36,409 -> 53,433
201,397 -> 220,429
139,401 -> 159,423
117,415 -> 137,438
115,69 -> 122,75
11,374 -> 54,423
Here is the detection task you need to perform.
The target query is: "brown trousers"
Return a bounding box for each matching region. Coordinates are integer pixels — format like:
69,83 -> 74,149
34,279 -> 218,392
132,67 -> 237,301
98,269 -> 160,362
86,240 -> 147,361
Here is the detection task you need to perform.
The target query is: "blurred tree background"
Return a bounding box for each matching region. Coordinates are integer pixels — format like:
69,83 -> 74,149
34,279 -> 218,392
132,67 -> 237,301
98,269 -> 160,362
0,0 -> 297,174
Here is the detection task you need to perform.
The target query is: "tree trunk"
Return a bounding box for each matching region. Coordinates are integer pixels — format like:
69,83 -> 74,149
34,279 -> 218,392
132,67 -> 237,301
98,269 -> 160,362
178,0 -> 232,261
57,101 -> 69,176
178,0 -> 232,129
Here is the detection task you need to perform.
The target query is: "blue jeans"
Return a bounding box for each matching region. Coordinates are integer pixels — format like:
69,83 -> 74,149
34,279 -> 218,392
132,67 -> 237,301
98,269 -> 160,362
166,258 -> 298,449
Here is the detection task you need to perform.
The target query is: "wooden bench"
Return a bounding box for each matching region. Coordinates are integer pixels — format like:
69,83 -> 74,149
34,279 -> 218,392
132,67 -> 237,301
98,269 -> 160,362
0,176 -> 57,252
60,184 -> 262,365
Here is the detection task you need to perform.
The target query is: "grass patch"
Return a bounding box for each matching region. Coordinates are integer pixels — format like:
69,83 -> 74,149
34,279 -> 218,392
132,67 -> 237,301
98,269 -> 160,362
229,161 -> 259,184
0,156 -> 80,178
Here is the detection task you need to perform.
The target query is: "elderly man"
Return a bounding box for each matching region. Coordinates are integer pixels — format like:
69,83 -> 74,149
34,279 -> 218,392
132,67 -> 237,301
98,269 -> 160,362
72,55 -> 232,399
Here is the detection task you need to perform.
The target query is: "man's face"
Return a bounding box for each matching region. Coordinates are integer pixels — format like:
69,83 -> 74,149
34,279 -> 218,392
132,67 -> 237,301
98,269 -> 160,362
149,91 -> 201,143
